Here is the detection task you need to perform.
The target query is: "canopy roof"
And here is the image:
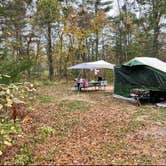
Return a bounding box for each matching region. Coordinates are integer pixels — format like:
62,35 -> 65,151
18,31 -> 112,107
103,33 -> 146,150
68,60 -> 115,69
123,57 -> 166,73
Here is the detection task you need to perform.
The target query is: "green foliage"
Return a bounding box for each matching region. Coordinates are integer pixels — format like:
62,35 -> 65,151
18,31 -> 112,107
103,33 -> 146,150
0,81 -> 36,110
37,125 -> 55,143
36,0 -> 61,25
0,120 -> 22,155
38,125 -> 55,137
0,60 -> 33,84
0,80 -> 36,156
105,70 -> 114,83
14,145 -> 32,165
0,0 -> 166,80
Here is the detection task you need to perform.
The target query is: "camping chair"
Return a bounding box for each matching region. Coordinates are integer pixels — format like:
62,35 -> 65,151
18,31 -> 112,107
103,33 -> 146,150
130,89 -> 150,106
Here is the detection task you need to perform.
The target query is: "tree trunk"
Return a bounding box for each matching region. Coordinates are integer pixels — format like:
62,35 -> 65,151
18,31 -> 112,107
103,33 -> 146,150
95,30 -> 99,60
59,33 -> 63,80
101,31 -> 104,60
95,0 -> 99,60
151,0 -> 161,58
26,35 -> 32,79
35,40 -> 40,75
152,26 -> 159,58
47,23 -> 54,81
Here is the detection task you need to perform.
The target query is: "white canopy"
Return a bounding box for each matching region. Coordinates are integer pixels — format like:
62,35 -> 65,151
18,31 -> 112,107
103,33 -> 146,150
68,60 -> 115,70
67,62 -> 94,69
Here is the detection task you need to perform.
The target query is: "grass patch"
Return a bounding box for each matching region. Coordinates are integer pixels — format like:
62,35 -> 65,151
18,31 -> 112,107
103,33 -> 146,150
54,100 -> 88,137
60,100 -> 90,112
103,119 -> 145,139
133,106 -> 166,122
42,80 -> 57,86
138,154 -> 153,165
115,160 -> 126,165
151,109 -> 166,121
14,145 -> 32,165
64,118 -> 80,127
132,106 -> 153,119
37,125 -> 55,143
38,125 -> 55,136
129,120 -> 145,129
103,119 -> 145,140
68,101 -> 89,111
55,118 -> 80,137
116,121 -> 145,138
102,141 -> 127,156
50,147 -> 60,154
39,96 -> 52,103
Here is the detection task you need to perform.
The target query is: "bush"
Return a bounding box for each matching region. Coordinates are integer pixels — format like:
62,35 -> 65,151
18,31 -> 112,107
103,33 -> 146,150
0,78 -> 36,156
0,60 -> 33,84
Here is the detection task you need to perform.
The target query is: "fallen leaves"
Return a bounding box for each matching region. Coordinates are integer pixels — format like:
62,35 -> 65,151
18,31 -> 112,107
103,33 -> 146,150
4,141 -> 12,147
1,84 -> 165,165
22,115 -> 31,123
0,104 -> 3,110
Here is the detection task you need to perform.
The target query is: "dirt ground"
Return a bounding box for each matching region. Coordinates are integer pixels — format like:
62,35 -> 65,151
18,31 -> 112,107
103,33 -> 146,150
1,83 -> 166,165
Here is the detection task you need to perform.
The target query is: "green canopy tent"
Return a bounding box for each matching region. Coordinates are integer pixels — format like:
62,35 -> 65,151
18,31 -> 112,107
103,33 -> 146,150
114,57 -> 166,102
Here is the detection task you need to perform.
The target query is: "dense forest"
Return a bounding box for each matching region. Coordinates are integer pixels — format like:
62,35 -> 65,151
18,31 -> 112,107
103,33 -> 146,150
0,0 -> 166,81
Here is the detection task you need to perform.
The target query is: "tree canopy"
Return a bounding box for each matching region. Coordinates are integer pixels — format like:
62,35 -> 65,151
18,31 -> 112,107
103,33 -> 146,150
0,0 -> 165,80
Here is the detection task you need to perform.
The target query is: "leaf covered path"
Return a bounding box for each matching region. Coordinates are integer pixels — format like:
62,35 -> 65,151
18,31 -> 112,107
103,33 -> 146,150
1,83 -> 166,165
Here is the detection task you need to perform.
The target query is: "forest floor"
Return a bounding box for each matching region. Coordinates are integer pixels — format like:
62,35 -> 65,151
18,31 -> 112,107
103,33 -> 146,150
1,82 -> 166,165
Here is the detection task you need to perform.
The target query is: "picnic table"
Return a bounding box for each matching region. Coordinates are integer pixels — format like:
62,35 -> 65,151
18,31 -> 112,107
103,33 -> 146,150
75,80 -> 107,91
88,81 -> 100,87
89,80 -> 107,89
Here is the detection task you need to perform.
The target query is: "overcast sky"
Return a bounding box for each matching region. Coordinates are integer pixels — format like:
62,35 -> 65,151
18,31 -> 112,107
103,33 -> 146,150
107,0 -> 120,16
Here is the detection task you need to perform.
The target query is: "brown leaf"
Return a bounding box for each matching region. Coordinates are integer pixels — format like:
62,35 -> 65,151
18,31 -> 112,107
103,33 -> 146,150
22,115 -> 31,123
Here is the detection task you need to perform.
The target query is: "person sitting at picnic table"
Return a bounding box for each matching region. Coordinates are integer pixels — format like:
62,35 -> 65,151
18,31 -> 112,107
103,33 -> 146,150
98,76 -> 103,82
82,78 -> 88,88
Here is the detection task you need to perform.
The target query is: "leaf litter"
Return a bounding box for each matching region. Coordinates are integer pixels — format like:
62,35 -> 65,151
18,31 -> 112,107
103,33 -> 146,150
1,84 -> 165,165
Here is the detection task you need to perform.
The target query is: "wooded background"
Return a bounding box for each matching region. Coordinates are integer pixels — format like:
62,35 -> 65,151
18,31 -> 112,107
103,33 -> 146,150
0,0 -> 166,81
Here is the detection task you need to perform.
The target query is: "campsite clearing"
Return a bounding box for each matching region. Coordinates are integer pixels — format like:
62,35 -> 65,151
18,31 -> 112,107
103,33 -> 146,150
0,82 -> 165,165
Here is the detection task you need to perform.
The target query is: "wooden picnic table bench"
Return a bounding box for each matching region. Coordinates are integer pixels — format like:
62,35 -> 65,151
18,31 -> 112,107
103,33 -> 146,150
75,80 -> 107,91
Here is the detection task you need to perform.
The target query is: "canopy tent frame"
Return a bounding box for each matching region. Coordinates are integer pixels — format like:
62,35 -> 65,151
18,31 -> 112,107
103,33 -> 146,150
68,60 -> 115,70
68,60 -> 115,91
